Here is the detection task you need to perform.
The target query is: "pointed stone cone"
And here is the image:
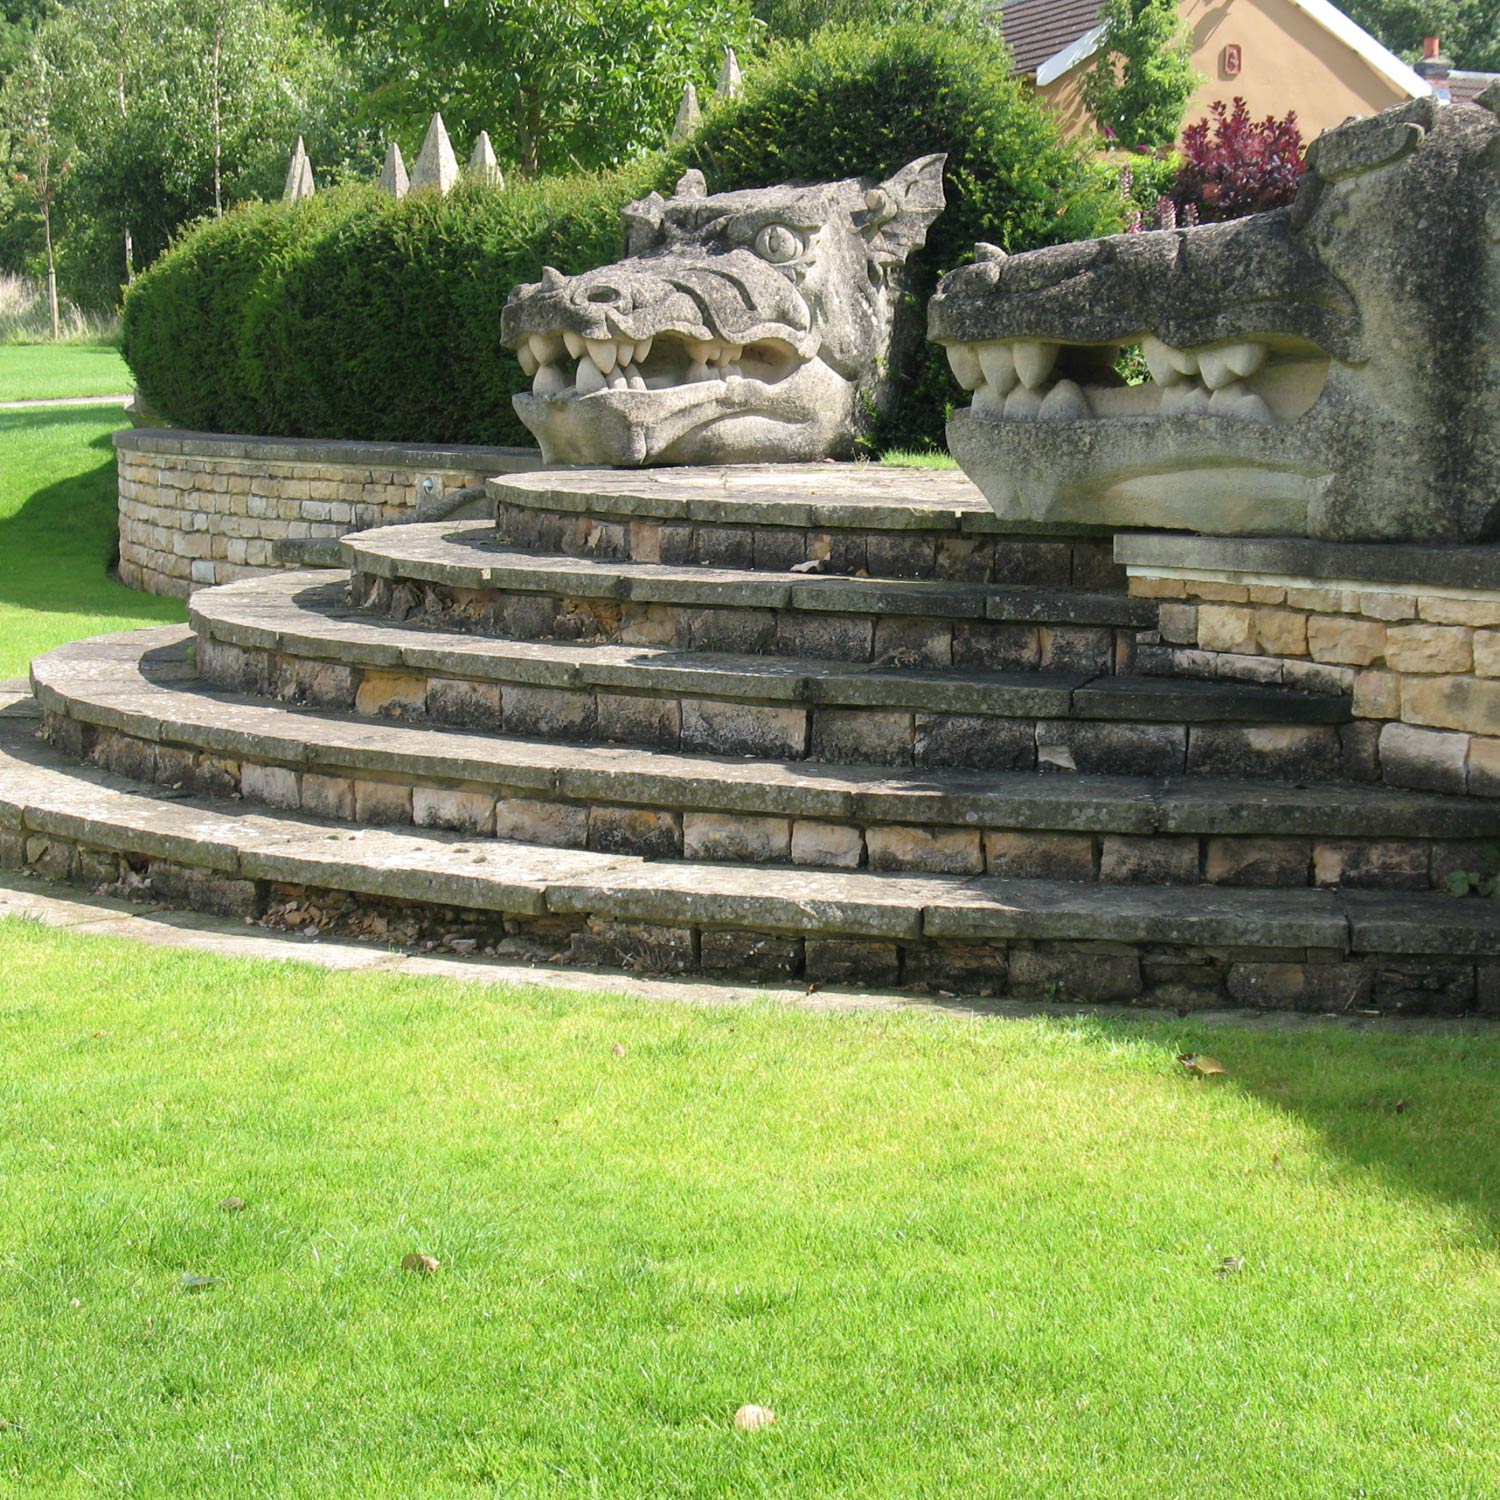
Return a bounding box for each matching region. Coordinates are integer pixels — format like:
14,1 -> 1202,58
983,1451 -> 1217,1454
671,83 -> 702,144
282,137 -> 315,202
466,131 -> 504,189
379,140 -> 410,198
411,112 -> 460,194
717,47 -> 743,99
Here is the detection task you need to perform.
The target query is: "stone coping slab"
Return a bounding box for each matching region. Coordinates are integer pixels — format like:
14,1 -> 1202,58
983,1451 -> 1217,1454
1116,533 -> 1500,593
115,427 -> 544,474
30,631 -> 1487,837
190,573 -> 1342,725
4,712 -> 1498,957
343,522 -> 1151,628
489,464 -> 1055,535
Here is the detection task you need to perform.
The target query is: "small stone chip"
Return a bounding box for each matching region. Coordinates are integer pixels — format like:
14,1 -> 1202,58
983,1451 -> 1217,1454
219,1196 -> 246,1213
733,1404 -> 776,1432
402,1252 -> 441,1275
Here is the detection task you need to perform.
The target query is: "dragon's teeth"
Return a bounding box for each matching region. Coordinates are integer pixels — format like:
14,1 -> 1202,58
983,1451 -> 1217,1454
946,343 -> 982,391
633,337 -> 653,365
576,355 -> 607,394
1013,340 -> 1059,390
585,337 -> 617,374
533,364 -> 569,396
563,330 -> 585,359
1141,336 -> 1186,387
1199,342 -> 1266,390
1039,378 -> 1088,420
516,343 -> 539,376
1004,385 -> 1044,419
977,342 -> 1019,396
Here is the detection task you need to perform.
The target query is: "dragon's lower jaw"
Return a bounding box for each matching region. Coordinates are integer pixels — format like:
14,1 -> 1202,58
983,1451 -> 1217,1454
512,355 -> 857,467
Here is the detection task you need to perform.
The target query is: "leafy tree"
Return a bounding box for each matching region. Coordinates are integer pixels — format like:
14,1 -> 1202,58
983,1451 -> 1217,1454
1335,0 -> 1497,71
306,0 -> 757,177
1082,0 -> 1199,151
751,0 -> 990,42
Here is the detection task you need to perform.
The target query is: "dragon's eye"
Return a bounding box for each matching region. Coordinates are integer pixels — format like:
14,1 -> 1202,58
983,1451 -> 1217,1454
753,224 -> 803,264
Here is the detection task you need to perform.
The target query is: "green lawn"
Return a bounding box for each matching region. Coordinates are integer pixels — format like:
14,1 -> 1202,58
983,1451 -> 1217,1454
0,341 -> 132,404
0,917 -> 1497,1498
0,406 -> 183,679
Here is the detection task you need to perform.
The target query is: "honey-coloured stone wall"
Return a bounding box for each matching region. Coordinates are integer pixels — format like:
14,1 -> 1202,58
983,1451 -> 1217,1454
114,430 -> 541,598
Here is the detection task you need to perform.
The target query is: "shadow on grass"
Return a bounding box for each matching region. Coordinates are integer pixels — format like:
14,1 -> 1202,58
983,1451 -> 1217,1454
0,412 -> 177,626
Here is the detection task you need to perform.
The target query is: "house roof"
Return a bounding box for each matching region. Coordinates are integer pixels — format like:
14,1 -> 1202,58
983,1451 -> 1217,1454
1002,0 -> 1433,101
1449,70 -> 1499,107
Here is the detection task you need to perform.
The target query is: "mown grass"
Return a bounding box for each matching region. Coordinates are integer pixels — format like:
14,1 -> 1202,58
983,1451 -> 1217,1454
880,447 -> 959,470
0,406 -> 183,678
0,916 -> 1497,1498
0,342 -> 132,404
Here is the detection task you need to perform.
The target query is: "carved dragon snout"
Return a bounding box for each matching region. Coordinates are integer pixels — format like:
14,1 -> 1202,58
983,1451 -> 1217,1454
930,96 -> 1500,543
501,157 -> 945,467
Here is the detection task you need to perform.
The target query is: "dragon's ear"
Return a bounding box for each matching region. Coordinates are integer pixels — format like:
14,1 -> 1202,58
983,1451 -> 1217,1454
859,154 -> 947,273
621,190 -> 667,256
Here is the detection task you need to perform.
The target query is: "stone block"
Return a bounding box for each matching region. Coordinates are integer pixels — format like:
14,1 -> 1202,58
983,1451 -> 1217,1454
0,830 -> 25,868
682,812 -> 791,863
1186,725 -> 1341,782
241,761 -> 300,809
427,677 -> 504,732
289,659 -> 356,710
1379,721 -> 1469,794
700,928 -> 802,979
866,825 -> 983,875
1227,961 -> 1370,1011
810,709 -> 913,766
1008,947 -> 1141,1002
1313,839 -> 1429,890
1196,605 -> 1256,654
504,685 -> 596,739
1204,838 -> 1310,887
355,670 -> 427,720
153,744 -> 195,788
588,806 -> 682,859
1245,585 -> 1287,605
1098,835 -> 1198,885
1129,575 -> 1185,599
1339,720 -> 1382,783
493,798 -> 588,848
985,831 -> 1095,881
902,942 -> 1007,994
952,622 -> 1040,671
1401,675 -> 1500,737
1306,616 -> 1386,666
936,537 -> 992,582
300,773 -> 356,820
685,607 -> 775,654
1038,625 -> 1113,674
790,820 -> 864,868
26,836 -> 72,883
1385,623 -> 1472,674
867,533 -> 936,579
1157,603 -> 1198,646
681,699 -> 806,759
695,525 -> 755,569
353,779 -> 413,825
1357,592 -> 1417,621
1284,586 -> 1343,612
1280,658 -> 1354,694
804,938 -> 900,987
146,860 -> 258,918
1373,960 -> 1475,1016
573,919 -> 696,974
413,786 -> 495,835
596,692 -> 681,749
914,714 -> 1036,772
1417,596 -> 1500,627
75,848 -> 122,889
1353,670 -> 1400,720
1254,608 -> 1308,657
192,755 -> 241,799
776,612 -> 873,662
874,616 -> 951,668
1466,737 -> 1500,797
1038,720 -> 1186,777
1474,632 -> 1500,679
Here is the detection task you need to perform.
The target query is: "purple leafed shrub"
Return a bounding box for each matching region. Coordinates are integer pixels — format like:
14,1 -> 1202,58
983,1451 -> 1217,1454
1173,98 -> 1306,222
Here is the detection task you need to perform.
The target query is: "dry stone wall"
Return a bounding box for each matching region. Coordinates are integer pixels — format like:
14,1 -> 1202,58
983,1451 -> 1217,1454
115,430 -> 541,599
1120,534 -> 1500,798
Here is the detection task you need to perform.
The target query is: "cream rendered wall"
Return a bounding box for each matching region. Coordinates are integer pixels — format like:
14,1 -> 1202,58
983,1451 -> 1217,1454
1038,0 -> 1413,143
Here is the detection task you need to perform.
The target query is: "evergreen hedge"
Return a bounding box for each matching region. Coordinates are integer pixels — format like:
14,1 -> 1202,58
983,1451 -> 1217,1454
123,25 -> 1121,451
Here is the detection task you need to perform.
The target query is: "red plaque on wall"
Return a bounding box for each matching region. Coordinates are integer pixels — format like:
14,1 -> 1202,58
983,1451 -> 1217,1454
1222,43 -> 1243,76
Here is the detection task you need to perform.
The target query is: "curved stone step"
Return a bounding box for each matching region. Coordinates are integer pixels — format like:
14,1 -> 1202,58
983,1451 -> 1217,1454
30,630 -> 1492,889
340,523 -> 1153,670
189,574 -> 1347,780
488,465 -> 1126,588
2,703 -> 1496,1010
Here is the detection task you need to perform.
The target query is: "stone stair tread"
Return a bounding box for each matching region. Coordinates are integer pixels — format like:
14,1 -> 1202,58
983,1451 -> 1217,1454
31,631 -> 1496,837
342,522 -> 1154,626
193,573 -> 1343,724
489,464 -> 1007,533
3,715 -> 1496,957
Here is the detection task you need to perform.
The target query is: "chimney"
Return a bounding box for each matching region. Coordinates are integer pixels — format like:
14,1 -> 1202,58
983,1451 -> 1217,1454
1416,36 -> 1452,102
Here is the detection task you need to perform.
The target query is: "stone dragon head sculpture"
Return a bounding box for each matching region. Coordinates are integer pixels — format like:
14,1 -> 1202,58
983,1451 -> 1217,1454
928,96 -> 1500,543
501,156 -> 946,466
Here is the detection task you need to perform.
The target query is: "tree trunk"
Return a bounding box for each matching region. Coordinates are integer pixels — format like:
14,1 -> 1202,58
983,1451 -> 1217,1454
43,203 -> 59,342
211,5 -> 224,216
519,93 -> 541,175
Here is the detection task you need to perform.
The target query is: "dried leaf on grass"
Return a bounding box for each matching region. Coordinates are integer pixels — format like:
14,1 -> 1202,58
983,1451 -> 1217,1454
733,1404 -> 776,1432
402,1252 -> 441,1275
180,1273 -> 219,1290
219,1196 -> 246,1213
1216,1256 -> 1246,1276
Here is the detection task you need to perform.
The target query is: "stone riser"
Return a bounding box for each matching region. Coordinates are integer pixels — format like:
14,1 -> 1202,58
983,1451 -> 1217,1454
349,571 -> 1143,674
51,716 -> 1486,892
5,829 -> 1492,1015
494,500 -> 1127,589
194,636 -> 1354,780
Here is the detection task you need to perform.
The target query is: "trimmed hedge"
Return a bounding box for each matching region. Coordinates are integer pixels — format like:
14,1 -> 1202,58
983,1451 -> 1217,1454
123,25 -> 1121,451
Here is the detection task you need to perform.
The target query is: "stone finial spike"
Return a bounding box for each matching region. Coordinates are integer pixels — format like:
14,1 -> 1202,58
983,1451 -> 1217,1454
467,131 -> 504,189
411,112 -> 460,193
674,168 -> 707,199
282,137 -> 315,202
380,140 -> 410,198
717,47 -> 743,99
671,83 -> 702,144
